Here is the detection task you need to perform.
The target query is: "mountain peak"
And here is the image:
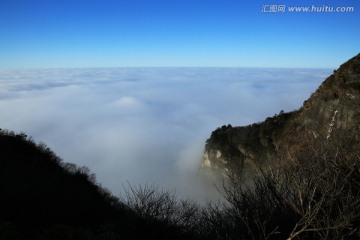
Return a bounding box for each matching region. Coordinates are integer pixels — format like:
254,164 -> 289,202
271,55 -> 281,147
202,53 -> 360,176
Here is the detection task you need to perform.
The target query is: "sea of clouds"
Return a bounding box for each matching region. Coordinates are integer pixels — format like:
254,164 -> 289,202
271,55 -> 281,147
0,67 -> 331,201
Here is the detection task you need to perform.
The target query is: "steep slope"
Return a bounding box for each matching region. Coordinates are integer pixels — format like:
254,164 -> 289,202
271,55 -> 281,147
0,130 -> 201,240
202,53 -> 360,176
0,130 -> 131,239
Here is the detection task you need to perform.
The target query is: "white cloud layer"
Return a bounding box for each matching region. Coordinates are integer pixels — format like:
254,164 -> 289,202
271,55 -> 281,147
0,68 -> 331,201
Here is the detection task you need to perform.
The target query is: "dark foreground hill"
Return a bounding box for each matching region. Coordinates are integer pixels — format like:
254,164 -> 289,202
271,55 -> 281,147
1,130 -> 360,240
0,130 -> 198,240
0,130 -> 130,239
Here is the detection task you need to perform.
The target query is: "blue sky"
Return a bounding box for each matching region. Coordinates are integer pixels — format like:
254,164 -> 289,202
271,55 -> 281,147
0,0 -> 359,68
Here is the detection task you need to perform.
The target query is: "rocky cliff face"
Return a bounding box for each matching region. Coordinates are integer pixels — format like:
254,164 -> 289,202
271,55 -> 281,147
202,53 -> 360,176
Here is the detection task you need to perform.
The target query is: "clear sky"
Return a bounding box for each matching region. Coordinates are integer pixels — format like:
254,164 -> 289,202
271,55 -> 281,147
0,0 -> 359,68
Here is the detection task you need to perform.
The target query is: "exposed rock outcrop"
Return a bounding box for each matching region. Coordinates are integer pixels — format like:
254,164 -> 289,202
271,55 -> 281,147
202,53 -> 360,176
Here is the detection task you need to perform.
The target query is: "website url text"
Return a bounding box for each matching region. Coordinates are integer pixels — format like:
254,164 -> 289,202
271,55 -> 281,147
261,5 -> 355,13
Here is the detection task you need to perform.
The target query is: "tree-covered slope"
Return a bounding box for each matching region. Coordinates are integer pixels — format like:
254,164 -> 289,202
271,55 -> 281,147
0,130 -> 137,239
202,53 -> 360,176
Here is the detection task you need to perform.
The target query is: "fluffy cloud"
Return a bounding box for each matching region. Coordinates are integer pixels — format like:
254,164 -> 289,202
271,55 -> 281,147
0,68 -> 331,201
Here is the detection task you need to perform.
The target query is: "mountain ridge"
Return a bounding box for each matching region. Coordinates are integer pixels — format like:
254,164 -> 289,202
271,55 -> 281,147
0,129 -> 199,239
202,53 -> 360,176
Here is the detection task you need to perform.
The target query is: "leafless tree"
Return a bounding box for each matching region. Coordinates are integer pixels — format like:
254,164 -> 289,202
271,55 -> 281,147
119,138 -> 360,240
212,138 -> 360,240
121,183 -> 201,234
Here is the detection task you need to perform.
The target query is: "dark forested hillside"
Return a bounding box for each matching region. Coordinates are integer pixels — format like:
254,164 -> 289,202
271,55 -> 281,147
0,130 -> 198,240
0,130 -> 131,239
2,128 -> 359,240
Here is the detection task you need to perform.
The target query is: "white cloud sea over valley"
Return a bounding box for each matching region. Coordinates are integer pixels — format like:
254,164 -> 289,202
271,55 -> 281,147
0,68 -> 331,201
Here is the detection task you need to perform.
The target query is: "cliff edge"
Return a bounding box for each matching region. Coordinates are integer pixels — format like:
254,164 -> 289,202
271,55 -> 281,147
202,53 -> 360,176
